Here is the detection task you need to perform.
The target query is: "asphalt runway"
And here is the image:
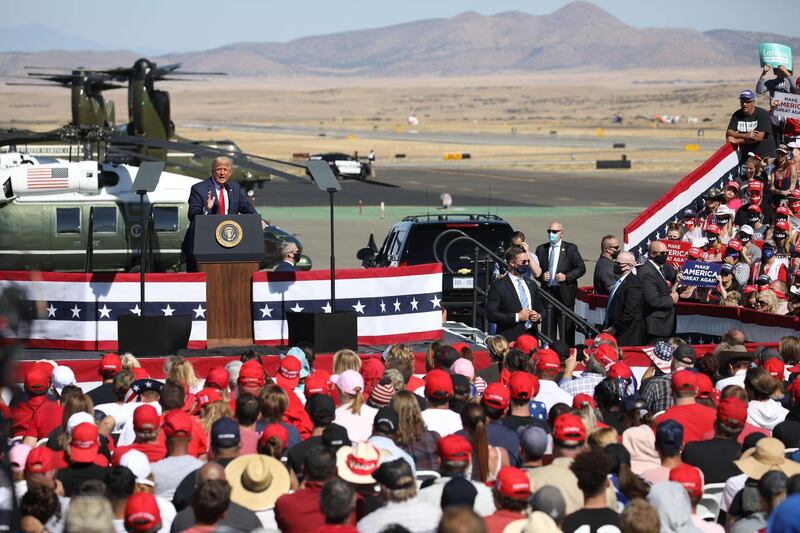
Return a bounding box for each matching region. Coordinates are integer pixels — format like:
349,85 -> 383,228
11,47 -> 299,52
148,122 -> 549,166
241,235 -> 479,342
254,165 -> 682,274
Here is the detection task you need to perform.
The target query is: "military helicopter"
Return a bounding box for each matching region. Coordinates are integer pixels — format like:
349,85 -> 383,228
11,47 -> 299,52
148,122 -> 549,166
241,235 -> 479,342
0,126 -> 312,273
11,59 -> 276,190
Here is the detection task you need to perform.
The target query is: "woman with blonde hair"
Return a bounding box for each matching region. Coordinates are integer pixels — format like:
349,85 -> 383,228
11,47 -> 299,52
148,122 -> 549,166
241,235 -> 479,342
165,356 -> 200,394
332,369 -> 376,442
588,426 -> 619,449
332,349 -> 362,375
478,335 -> 509,383
199,398 -> 232,433
120,353 -> 141,370
391,391 -> 440,472
754,289 -> 780,315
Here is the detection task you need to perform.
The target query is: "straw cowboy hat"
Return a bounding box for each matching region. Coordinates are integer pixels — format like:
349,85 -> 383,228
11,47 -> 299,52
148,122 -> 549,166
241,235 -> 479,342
734,438 -> 800,479
336,441 -> 388,485
225,455 -> 290,511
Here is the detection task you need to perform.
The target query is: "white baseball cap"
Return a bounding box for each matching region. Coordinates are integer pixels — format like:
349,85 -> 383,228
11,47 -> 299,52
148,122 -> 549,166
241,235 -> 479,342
119,449 -> 155,487
66,412 -> 95,435
52,366 -> 76,395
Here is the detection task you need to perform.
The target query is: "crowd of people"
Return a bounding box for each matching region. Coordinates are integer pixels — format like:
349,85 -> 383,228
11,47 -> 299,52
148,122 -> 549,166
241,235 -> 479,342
4,329 -> 800,533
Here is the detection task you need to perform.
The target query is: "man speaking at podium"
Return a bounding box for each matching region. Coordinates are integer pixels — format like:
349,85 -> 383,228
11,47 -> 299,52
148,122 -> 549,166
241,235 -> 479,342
182,156 -> 260,270
188,157 -> 257,219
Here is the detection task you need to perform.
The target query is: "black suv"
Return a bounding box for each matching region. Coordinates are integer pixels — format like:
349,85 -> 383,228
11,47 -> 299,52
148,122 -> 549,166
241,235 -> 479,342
357,214 -> 514,326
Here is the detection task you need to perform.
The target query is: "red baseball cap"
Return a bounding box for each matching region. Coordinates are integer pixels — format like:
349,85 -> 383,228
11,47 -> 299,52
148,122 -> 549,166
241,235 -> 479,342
607,362 -> 632,380
495,467 -> 531,499
725,181 -> 740,192
512,334 -> 539,353
132,367 -> 150,380
775,220 -> 791,232
536,349 -> 560,375
788,381 -> 800,403
99,353 -> 121,377
437,434 -> 473,462
777,206 -> 792,217
482,382 -> 511,410
238,360 -> 265,388
669,463 -> 704,500
573,393 -> 597,410
69,422 -> 99,463
694,373 -> 714,400
687,247 -> 704,259
717,397 -> 748,428
24,366 -> 50,394
260,423 -> 289,450
593,343 -> 618,367
196,387 -> 224,407
553,413 -> 586,443
304,371 -> 331,397
509,371 -> 539,400
671,370 -> 698,393
726,239 -> 743,252
791,189 -> 800,200
25,446 -> 56,474
705,224 -> 720,235
133,404 -> 160,432
163,410 -> 192,437
747,204 -> 762,214
748,180 -> 764,193
425,369 -> 453,399
125,492 -> 161,533
277,356 -> 302,388
205,367 -> 230,389
595,332 -> 618,346
763,358 -> 785,380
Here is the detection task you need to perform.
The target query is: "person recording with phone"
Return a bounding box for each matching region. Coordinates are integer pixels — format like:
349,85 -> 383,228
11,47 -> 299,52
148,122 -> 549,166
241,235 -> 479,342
726,90 -> 776,158
486,245 -> 546,342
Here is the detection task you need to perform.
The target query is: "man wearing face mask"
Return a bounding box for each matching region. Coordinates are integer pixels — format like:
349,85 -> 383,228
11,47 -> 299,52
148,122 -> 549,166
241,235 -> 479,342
603,251 -> 645,346
487,245 -> 546,342
535,222 -> 586,346
593,235 -> 621,295
735,180 -> 775,228
738,225 -> 762,264
751,240 -> 789,283
274,242 -> 301,272
637,241 -> 679,343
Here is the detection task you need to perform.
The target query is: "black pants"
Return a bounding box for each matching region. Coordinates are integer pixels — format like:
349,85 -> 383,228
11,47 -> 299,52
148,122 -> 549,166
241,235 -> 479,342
545,286 -> 576,346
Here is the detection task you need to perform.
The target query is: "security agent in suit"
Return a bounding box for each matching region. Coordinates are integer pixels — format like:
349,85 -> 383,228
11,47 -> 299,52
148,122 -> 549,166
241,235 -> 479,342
637,240 -> 680,343
273,241 -> 300,272
486,245 -> 546,342
602,251 -> 645,346
182,156 -> 262,269
534,221 -> 586,346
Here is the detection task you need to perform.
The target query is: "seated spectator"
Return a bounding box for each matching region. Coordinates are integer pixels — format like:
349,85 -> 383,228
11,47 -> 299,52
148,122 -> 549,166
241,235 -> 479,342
12,364 -> 62,442
420,370 -> 462,436
367,406 -> 416,474
728,470 -> 789,532
641,420 -> 684,485
559,345 -> 611,398
774,381 -> 800,448
65,496 -> 114,533
185,479 -> 231,533
602,444 -> 649,507
225,454 -> 290,529
417,434 -> 496,516
655,370 -> 716,444
151,410 -> 203,500
57,422 -> 109,497
669,463 -> 724,532
19,484 -> 61,533
275,446 -> 337,533
124,492 -> 161,533
312,478 -> 358,533
518,426 -> 548,470
534,348 -> 573,412
683,396 -> 745,484
745,367 -> 788,431
257,423 -> 289,462
502,372 -> 547,432
459,403 -> 509,482
438,507 -> 491,533
333,370 -> 377,443
640,342 -> 681,414
647,482 -> 700,533
355,459 -> 442,533
259,384 -> 302,448
117,449 -> 176,533
287,394 -> 336,480
478,335 -> 510,384
391,391 -> 439,472
106,465 -> 136,533
619,499 -> 660,533
761,490 -> 800,533
716,349 -> 756,391
88,353 -> 122,406
113,404 -> 167,463
234,392 -> 261,455
480,383 -> 521,467
561,450 -> 620,533
621,397 -> 660,475
484,467 -> 532,533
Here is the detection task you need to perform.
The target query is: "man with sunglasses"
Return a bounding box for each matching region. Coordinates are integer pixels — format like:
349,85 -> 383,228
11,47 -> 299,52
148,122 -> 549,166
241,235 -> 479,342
534,222 -> 586,346
638,241 -> 679,343
593,235 -> 621,296
487,245 -> 546,342
602,251 -> 645,346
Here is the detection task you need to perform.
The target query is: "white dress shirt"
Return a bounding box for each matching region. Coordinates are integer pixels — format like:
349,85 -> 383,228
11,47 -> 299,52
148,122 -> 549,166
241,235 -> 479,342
203,182 -> 229,215
508,272 -> 532,322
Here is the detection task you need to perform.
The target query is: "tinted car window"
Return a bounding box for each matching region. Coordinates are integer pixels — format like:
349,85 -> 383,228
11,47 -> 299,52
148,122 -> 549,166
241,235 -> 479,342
404,224 -> 513,266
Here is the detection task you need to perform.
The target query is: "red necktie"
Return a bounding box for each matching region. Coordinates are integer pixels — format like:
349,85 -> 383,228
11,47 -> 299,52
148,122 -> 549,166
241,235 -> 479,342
218,186 -> 226,215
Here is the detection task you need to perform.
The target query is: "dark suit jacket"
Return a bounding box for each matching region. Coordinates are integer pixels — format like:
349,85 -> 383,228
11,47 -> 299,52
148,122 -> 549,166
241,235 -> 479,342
486,275 -> 546,342
606,273 -> 645,346
638,260 -> 677,338
273,260 -> 296,272
534,241 -> 586,305
182,178 -> 258,254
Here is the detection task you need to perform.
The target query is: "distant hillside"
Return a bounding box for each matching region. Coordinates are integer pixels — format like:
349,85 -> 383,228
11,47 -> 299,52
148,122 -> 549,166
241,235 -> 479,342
0,2 -> 796,77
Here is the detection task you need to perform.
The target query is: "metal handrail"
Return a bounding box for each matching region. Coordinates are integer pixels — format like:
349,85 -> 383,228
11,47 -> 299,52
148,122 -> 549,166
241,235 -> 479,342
432,229 -> 599,340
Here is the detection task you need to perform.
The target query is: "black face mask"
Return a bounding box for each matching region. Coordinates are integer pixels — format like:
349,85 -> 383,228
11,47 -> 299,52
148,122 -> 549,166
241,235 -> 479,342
740,236 -> 751,244
652,253 -> 668,266
776,233 -> 787,241
291,251 -> 301,261
610,249 -> 620,260
613,263 -> 625,275
717,217 -> 730,225
749,216 -> 760,225
706,235 -> 718,243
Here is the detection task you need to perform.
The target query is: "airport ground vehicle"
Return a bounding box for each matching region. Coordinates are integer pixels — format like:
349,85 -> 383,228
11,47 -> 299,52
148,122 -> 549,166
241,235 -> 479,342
308,152 -> 369,180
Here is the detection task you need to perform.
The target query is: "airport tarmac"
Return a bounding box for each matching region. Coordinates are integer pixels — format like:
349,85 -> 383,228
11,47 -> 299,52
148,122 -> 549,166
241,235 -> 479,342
254,165 -> 682,277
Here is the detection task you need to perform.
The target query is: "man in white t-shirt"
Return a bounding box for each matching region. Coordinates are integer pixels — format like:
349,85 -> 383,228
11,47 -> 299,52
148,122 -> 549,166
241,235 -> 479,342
421,369 -> 463,436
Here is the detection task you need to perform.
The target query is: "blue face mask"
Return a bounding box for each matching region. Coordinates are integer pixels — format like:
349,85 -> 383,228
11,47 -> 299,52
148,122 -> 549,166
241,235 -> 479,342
726,253 -> 739,261
516,264 -> 530,275
548,232 -> 559,244
763,248 -> 775,259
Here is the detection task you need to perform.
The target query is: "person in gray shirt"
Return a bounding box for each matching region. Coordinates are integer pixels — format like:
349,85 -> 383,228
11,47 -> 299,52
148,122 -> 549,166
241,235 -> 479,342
756,65 -> 796,98
593,235 -> 620,295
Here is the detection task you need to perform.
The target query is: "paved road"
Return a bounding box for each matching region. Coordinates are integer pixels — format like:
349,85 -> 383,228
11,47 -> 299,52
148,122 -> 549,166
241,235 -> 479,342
186,122 -> 716,151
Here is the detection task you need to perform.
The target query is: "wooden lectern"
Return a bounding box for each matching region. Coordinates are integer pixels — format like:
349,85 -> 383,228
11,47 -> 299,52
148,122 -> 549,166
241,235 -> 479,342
190,214 -> 264,348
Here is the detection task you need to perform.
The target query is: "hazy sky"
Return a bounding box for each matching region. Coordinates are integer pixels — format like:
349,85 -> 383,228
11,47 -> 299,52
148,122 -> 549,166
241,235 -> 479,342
4,0 -> 799,52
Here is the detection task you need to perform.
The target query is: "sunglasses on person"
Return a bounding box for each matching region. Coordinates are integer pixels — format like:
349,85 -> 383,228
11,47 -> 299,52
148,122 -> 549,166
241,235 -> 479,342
516,260 -> 531,265
755,300 -> 769,307
546,229 -> 562,234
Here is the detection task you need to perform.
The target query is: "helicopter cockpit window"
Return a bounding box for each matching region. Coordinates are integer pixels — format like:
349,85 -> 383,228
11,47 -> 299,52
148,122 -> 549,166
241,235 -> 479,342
152,207 -> 178,232
93,207 -> 117,233
56,207 -> 81,234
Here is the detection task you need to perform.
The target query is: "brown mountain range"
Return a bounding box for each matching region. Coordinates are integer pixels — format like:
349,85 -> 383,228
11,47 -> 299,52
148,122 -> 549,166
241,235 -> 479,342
1,2 -> 798,77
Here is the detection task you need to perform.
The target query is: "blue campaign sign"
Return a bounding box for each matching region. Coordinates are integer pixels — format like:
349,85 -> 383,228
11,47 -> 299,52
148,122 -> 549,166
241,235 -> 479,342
681,261 -> 722,287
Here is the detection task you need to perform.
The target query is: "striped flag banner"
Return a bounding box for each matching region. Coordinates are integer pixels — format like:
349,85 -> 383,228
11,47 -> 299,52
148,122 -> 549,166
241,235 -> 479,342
26,166 -> 70,189
0,272 -> 207,350
624,143 -> 741,258
253,263 -> 444,345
